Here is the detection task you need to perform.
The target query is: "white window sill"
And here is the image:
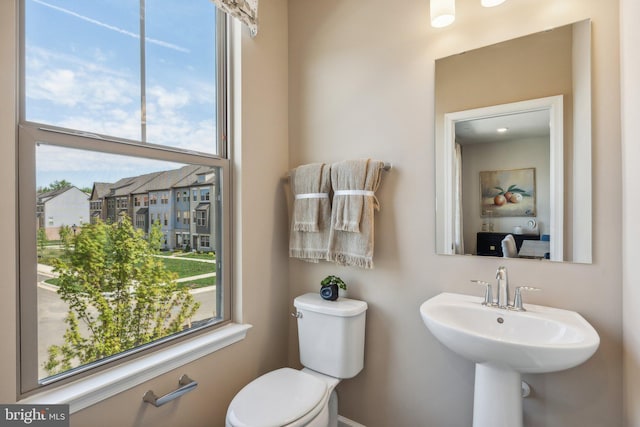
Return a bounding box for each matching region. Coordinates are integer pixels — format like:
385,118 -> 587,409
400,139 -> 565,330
20,323 -> 252,413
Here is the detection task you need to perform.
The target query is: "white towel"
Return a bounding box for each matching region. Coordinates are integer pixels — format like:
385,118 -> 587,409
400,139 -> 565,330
327,159 -> 384,269
289,163 -> 331,262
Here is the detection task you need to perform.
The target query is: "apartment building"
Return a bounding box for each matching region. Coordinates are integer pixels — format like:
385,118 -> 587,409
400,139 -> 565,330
88,165 -> 217,252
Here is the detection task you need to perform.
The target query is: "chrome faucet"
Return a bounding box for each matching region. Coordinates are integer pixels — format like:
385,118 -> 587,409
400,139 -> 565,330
496,266 -> 510,308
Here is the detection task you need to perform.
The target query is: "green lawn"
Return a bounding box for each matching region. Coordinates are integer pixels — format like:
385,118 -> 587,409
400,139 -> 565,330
37,247 -> 70,266
158,257 -> 215,278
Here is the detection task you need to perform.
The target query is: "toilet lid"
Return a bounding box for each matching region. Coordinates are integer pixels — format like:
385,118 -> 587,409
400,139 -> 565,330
227,368 -> 327,427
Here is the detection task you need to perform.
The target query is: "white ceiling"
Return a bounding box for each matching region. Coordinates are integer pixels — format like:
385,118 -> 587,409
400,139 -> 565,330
454,109 -> 550,145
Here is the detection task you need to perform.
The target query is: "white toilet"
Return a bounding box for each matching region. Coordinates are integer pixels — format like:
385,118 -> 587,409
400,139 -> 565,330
226,293 -> 368,427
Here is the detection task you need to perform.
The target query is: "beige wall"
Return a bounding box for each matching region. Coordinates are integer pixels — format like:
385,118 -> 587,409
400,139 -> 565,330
0,0 -> 18,407
288,0 -> 622,426
621,0 -> 640,424
434,23 -> 573,117
0,0 -> 290,426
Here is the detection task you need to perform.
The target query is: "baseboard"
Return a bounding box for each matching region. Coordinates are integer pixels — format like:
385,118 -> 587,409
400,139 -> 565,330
338,415 -> 366,427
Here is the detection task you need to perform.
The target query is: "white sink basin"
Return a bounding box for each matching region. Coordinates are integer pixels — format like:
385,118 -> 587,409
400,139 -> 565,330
420,292 -> 600,427
420,292 -> 599,373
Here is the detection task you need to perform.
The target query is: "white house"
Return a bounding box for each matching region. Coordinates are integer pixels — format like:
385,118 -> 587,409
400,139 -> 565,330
36,186 -> 89,240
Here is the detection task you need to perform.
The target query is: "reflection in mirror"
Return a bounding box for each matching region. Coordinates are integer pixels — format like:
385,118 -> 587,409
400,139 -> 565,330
435,19 -> 592,263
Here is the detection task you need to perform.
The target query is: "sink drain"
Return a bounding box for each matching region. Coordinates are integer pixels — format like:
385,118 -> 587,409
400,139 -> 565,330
496,317 -> 504,324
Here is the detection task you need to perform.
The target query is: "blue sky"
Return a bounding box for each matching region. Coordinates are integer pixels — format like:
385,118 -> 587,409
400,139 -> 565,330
26,0 -> 218,190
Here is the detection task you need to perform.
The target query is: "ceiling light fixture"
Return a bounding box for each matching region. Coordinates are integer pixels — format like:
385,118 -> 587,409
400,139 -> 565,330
481,0 -> 507,7
497,127 -> 509,133
430,0 -> 455,28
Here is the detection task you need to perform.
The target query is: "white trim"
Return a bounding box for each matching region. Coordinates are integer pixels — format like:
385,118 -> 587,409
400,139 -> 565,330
442,112 -> 456,254
442,95 -> 564,260
571,19 -> 592,263
338,415 -> 367,427
20,323 -> 252,413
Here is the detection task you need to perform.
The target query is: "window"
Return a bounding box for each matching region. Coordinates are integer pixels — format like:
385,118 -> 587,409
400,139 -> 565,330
135,213 -> 146,229
196,209 -> 208,227
116,197 -> 128,209
200,188 -> 210,201
20,0 -> 230,396
201,236 -> 210,247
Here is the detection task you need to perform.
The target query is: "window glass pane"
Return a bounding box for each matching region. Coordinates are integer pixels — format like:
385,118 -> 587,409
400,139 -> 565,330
24,0 -> 218,154
36,144 -> 220,381
145,1 -> 217,153
25,0 -> 141,141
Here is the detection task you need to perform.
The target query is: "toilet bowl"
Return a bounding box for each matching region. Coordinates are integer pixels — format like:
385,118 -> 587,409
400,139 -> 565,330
226,368 -> 339,427
225,293 -> 368,427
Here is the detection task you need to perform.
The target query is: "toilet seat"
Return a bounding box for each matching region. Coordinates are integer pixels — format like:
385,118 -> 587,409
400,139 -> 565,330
226,368 -> 329,427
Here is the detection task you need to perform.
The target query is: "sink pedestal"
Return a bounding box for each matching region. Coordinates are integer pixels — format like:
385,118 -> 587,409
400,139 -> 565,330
473,363 -> 522,427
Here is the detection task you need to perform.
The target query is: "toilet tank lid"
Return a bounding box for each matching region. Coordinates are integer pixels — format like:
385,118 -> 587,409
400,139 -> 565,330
294,293 -> 367,317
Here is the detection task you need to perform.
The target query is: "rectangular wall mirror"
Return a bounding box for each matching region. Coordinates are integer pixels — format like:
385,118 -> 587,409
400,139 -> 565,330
434,19 -> 592,264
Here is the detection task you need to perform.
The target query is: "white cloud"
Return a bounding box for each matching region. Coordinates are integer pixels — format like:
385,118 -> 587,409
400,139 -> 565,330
148,85 -> 190,110
36,69 -> 78,106
26,47 -> 137,109
27,51 -> 217,155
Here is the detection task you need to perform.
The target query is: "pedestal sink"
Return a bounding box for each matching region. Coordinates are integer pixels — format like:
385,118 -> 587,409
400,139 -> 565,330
420,292 -> 599,427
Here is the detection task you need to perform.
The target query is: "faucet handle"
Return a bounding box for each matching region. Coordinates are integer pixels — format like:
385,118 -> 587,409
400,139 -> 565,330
511,286 -> 541,311
470,280 -> 494,306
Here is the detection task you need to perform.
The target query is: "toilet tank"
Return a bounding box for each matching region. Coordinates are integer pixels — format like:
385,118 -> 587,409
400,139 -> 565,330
293,293 -> 368,379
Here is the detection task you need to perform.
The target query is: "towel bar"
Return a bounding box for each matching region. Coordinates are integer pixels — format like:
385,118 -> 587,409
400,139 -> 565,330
283,162 -> 392,180
143,374 -> 198,407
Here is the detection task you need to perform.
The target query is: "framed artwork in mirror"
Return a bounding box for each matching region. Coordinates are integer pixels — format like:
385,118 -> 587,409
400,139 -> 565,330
480,167 -> 535,217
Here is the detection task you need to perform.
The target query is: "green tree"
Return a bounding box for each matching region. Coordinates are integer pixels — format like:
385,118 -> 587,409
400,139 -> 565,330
148,219 -> 164,253
58,224 -> 73,250
38,179 -> 73,193
37,228 -> 48,255
45,216 -> 200,375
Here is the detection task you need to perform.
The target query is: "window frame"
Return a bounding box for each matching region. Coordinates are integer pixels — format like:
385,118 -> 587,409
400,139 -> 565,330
18,3 -> 233,397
